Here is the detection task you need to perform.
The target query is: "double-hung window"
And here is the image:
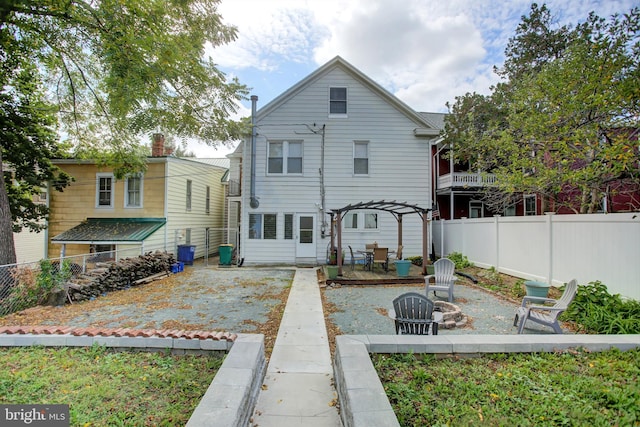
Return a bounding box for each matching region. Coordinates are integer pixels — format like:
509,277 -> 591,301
268,141 -> 303,174
249,213 -> 277,239
96,173 -> 114,208
329,87 -> 347,115
125,174 -> 143,208
354,141 -> 369,175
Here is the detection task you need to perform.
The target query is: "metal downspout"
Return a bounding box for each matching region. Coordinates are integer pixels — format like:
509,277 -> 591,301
250,95 -> 259,209
320,124 -> 326,237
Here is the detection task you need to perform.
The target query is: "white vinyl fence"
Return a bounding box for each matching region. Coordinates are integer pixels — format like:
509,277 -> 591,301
432,212 -> 639,300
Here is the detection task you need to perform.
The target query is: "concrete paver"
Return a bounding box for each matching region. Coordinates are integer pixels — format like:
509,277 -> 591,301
252,268 -> 342,426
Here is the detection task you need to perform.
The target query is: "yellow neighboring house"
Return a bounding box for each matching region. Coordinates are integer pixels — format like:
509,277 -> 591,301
48,135 -> 229,262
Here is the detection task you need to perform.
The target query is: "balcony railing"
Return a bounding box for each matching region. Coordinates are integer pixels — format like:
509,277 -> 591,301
438,172 -> 496,189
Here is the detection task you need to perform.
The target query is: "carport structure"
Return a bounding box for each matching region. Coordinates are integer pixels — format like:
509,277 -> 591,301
327,200 -> 432,276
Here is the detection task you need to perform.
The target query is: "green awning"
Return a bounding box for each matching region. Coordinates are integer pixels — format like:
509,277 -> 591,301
52,218 -> 166,244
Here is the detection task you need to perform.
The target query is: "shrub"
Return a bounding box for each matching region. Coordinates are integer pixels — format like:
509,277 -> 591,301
446,252 -> 473,269
561,281 -> 640,334
405,256 -> 423,266
2,260 -> 71,314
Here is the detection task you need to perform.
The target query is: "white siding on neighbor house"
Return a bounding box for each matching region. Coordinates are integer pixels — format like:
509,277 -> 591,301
165,158 -> 227,261
241,66 -> 434,265
13,229 -> 46,264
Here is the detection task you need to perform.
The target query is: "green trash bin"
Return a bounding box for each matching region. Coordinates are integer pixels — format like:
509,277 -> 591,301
219,244 -> 233,266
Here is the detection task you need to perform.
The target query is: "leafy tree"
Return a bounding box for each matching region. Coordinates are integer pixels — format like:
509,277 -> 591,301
443,4 -> 640,214
0,0 -> 248,265
1,53 -> 73,264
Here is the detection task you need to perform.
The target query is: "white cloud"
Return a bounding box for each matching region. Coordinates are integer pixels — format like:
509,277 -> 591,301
209,0 -> 638,113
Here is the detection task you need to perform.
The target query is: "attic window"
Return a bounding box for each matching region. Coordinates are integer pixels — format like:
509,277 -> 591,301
329,87 -> 347,115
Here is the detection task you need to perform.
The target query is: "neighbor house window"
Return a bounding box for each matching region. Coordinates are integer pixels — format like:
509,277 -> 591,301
185,228 -> 191,245
524,194 -> 536,216
92,244 -> 115,261
329,87 -> 347,115
205,186 -> 210,214
249,213 -> 277,239
268,141 -> 303,174
504,205 -> 516,216
125,174 -> 142,208
354,141 -> 369,175
469,201 -> 483,218
96,173 -> 114,208
186,180 -> 192,211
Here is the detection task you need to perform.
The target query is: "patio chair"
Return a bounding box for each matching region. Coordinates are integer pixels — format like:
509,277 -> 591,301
365,242 -> 378,251
348,245 -> 366,271
514,279 -> 578,334
424,258 -> 457,302
392,292 -> 438,335
372,247 -> 389,272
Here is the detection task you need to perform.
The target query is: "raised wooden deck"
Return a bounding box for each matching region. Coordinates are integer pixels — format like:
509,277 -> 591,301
324,262 -> 426,286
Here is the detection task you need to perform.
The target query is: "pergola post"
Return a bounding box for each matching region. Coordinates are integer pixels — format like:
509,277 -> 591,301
422,211 -> 429,275
397,214 -> 403,257
336,213 -> 343,276
329,213 -> 335,253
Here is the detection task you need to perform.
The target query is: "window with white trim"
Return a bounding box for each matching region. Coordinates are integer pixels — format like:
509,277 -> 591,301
354,141 -> 369,175
469,200 -> 484,218
344,212 -> 358,229
96,173 -> 114,208
343,212 -> 378,231
524,194 -> 536,216
205,186 -> 210,214
268,141 -> 303,174
249,213 -> 277,239
186,180 -> 192,211
284,214 -> 293,240
329,87 -> 347,115
364,213 -> 378,229
125,174 -> 143,208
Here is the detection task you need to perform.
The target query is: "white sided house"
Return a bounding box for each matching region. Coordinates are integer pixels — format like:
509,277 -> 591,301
233,56 -> 442,266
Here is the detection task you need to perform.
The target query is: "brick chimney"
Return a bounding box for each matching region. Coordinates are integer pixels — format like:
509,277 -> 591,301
152,133 -> 165,157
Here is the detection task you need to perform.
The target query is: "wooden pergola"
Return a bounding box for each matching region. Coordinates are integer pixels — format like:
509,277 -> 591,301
327,200 -> 432,276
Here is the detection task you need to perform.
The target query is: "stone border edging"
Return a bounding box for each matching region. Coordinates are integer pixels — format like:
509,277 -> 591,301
186,334 -> 267,427
333,334 -> 640,427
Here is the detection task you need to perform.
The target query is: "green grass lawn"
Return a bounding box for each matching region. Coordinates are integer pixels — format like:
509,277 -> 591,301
374,348 -> 640,426
0,345 -> 222,426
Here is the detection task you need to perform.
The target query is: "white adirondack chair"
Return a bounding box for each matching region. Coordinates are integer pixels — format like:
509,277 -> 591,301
424,258 -> 457,302
514,279 -> 578,334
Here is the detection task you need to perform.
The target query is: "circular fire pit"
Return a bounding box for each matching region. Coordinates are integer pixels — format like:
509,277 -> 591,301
434,301 -> 467,329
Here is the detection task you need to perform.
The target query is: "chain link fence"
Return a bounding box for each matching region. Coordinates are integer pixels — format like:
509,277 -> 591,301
0,227 -> 239,317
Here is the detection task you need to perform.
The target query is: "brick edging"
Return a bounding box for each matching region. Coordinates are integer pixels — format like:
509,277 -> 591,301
0,325 -> 236,341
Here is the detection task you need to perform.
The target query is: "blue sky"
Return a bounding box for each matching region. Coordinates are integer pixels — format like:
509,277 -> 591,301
196,0 -> 637,157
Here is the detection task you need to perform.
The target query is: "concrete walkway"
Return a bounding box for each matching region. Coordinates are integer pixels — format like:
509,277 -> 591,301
252,268 -> 342,426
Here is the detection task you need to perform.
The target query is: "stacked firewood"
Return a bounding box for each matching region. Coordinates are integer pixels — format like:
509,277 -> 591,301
67,251 -> 176,302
